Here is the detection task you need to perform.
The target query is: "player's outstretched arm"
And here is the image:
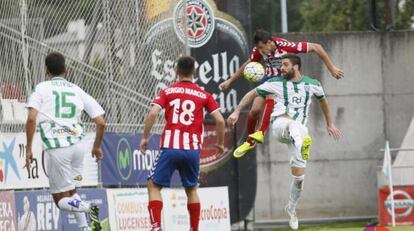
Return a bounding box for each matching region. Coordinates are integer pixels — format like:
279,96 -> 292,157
91,115 -> 105,162
210,111 -> 225,155
307,43 -> 344,79
318,97 -> 342,140
219,59 -> 250,91
227,89 -> 259,126
140,105 -> 161,154
25,108 -> 38,169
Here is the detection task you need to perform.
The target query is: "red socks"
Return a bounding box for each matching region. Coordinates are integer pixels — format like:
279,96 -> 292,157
148,200 -> 163,229
246,112 -> 259,144
187,203 -> 201,231
258,99 -> 275,133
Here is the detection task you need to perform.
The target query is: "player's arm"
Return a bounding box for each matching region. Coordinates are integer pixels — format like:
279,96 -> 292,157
219,59 -> 250,91
140,105 -> 162,154
227,89 -> 259,126
79,88 -> 106,161
307,43 -> 344,79
210,110 -> 225,155
92,115 -> 105,161
318,97 -> 342,140
25,107 -> 38,169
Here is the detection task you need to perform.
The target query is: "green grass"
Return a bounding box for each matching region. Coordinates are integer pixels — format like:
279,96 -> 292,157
257,222 -> 414,231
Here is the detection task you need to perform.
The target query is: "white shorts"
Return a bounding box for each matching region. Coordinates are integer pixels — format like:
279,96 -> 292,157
272,117 -> 309,168
46,141 -> 85,194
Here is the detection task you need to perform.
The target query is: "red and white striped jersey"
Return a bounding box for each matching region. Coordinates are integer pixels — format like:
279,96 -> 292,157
152,81 -> 220,150
250,36 -> 308,76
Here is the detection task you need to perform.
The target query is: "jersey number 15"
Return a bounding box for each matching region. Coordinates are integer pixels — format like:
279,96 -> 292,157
52,91 -> 76,118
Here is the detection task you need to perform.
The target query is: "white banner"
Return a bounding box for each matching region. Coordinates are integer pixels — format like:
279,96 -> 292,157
106,187 -> 230,231
106,188 -> 152,231
162,186 -> 231,231
0,132 -> 98,190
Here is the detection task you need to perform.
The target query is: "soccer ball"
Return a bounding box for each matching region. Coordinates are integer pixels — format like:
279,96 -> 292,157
243,62 -> 265,83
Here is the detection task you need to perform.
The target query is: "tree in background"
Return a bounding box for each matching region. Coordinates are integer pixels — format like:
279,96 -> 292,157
299,0 -> 369,31
252,0 -> 413,32
395,0 -> 414,29
251,0 -> 304,33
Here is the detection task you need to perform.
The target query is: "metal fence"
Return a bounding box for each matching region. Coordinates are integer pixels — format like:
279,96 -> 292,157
0,0 -> 188,133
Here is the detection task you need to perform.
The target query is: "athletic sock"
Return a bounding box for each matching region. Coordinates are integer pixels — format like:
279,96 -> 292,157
247,112 -> 259,144
71,194 -> 89,228
258,98 -> 275,133
148,200 -> 163,229
57,196 -> 90,213
288,175 -> 305,212
187,203 -> 201,231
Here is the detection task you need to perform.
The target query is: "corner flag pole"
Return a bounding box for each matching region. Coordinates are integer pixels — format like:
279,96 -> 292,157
385,141 -> 396,227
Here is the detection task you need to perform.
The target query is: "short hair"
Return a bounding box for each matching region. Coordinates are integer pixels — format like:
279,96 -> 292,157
281,53 -> 301,70
254,29 -> 272,45
176,56 -> 195,77
45,52 -> 66,76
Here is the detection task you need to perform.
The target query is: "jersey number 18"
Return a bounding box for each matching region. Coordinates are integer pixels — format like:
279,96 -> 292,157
169,98 -> 195,125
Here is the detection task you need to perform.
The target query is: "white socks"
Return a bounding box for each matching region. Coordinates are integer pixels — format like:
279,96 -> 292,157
72,193 -> 89,228
288,175 -> 305,212
57,195 -> 90,213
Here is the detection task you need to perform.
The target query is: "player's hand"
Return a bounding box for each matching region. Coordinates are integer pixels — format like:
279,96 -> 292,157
219,80 -> 231,91
327,124 -> 342,140
140,138 -> 148,155
24,148 -> 33,170
215,144 -> 225,156
227,111 -> 240,126
330,66 -> 344,79
92,147 -> 103,162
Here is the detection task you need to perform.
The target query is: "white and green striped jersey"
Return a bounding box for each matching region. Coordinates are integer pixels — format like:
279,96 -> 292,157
256,75 -> 325,126
27,77 -> 104,150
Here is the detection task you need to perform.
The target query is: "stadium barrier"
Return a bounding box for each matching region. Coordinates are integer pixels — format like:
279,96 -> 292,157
0,187 -> 230,231
0,133 -> 99,190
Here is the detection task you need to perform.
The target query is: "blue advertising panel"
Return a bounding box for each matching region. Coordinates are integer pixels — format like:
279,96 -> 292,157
15,190 -> 62,231
60,189 -> 109,230
101,133 -> 181,186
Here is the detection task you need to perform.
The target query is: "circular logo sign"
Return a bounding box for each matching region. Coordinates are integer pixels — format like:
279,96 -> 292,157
173,0 -> 215,48
116,138 -> 132,180
385,190 -> 414,218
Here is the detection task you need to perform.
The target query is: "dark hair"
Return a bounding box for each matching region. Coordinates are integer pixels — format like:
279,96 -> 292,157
45,52 -> 66,76
281,53 -> 301,70
254,29 -> 272,45
176,56 -> 195,77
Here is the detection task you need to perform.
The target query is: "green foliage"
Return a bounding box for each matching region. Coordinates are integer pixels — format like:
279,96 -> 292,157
299,0 -> 369,32
252,0 -> 413,32
251,0 -> 304,33
395,0 -> 414,29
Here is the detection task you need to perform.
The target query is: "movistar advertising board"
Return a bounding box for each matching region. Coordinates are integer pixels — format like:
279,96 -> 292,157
101,133 -> 181,186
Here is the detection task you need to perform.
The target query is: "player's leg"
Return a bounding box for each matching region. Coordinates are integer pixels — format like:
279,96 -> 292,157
47,143 -> 99,231
249,95 -> 275,143
233,96 -> 265,158
285,166 -> 305,230
178,149 -> 201,231
147,148 -> 177,230
71,142 -> 100,231
289,121 -> 312,160
147,179 -> 163,231
285,122 -> 309,230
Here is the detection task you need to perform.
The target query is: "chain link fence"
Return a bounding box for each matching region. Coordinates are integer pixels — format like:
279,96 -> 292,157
0,0 -> 188,133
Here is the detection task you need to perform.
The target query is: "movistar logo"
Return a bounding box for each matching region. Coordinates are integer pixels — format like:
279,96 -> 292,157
116,138 -> 132,180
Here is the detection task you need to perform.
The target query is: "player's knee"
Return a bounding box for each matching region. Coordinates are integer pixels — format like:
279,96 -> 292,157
249,108 -> 261,117
292,175 -> 305,190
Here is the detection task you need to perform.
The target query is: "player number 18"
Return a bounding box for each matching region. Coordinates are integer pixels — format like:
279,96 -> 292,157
169,98 -> 195,125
